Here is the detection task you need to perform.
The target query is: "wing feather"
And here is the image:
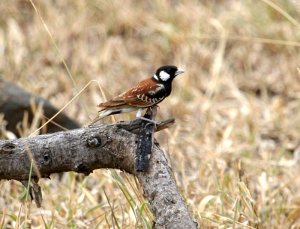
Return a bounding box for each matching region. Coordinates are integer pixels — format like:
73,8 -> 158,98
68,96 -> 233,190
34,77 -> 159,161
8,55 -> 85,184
98,78 -> 166,110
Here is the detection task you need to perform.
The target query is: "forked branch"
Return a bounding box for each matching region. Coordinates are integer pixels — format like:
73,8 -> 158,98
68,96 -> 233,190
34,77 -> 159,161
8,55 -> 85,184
0,118 -> 197,228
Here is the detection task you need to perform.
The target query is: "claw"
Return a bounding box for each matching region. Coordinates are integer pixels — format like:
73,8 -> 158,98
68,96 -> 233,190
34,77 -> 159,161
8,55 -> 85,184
137,116 -> 157,129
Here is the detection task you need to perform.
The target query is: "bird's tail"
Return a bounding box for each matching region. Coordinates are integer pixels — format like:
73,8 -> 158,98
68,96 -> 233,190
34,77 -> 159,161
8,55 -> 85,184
88,115 -> 104,126
88,109 -> 120,126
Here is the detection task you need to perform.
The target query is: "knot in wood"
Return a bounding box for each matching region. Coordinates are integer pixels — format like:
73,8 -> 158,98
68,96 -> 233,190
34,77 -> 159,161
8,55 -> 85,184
42,151 -> 51,165
75,162 -> 91,176
1,142 -> 16,154
87,134 -> 101,148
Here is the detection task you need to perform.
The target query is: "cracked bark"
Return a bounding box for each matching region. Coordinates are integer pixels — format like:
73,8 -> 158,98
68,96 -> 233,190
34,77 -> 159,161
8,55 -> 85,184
0,119 -> 198,229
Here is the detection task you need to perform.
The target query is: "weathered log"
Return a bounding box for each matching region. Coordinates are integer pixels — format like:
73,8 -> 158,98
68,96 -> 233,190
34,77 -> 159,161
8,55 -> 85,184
0,119 -> 198,228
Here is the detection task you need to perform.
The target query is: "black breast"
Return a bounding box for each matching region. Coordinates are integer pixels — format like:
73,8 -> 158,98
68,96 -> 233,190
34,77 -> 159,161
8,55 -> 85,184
146,83 -> 172,99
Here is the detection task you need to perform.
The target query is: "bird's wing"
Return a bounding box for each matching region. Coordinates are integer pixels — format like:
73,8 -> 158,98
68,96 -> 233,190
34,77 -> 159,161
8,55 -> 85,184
98,78 -> 166,110
97,97 -> 127,111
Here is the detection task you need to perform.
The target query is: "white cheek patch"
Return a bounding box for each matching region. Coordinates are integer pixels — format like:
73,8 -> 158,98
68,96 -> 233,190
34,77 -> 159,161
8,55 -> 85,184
159,71 -> 170,81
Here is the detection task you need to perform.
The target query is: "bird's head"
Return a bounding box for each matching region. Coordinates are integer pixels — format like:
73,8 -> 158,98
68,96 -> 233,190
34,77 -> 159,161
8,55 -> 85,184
153,65 -> 185,83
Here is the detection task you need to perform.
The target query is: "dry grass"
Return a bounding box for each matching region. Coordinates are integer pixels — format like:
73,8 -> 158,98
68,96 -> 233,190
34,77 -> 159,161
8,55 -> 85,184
1,0 -> 300,228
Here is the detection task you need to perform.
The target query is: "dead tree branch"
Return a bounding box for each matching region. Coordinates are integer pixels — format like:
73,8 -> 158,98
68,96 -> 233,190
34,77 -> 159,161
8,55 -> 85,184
0,119 -> 197,228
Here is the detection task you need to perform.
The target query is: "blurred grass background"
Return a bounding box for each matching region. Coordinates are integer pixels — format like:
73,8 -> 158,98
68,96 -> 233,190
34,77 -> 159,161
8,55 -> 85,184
1,0 -> 300,228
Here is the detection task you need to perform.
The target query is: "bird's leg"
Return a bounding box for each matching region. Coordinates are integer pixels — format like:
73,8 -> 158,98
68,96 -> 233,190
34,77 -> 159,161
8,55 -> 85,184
136,107 -> 158,126
136,108 -> 143,119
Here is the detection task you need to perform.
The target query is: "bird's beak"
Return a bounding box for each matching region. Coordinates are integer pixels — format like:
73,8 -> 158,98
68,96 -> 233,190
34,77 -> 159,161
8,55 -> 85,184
175,68 -> 185,76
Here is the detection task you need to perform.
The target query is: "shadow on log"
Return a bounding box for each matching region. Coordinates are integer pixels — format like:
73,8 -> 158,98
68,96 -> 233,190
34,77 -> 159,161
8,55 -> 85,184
0,77 -> 80,136
0,118 -> 198,228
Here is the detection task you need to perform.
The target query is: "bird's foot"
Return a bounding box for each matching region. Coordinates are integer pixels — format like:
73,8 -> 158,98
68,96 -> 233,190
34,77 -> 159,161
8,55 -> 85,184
137,117 -> 157,128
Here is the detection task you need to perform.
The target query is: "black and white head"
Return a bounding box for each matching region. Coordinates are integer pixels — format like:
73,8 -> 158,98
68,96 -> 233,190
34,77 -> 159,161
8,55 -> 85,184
153,65 -> 185,83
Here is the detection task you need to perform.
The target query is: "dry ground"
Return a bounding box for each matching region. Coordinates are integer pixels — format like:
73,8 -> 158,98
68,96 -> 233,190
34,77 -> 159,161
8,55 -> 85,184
1,0 -> 300,228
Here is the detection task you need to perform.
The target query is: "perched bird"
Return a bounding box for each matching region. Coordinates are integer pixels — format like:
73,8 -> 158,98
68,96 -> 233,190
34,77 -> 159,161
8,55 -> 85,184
90,65 -> 184,124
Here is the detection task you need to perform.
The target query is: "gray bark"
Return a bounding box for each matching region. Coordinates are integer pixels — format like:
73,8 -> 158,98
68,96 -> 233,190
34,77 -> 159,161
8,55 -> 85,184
0,119 -> 198,228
